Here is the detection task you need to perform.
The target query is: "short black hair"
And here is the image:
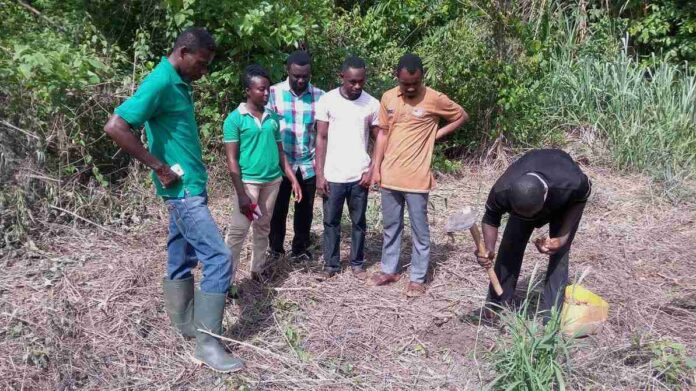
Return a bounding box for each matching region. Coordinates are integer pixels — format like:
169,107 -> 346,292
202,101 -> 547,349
242,64 -> 271,89
286,50 -> 311,67
509,173 -> 546,217
396,53 -> 424,75
172,27 -> 216,53
341,55 -> 366,72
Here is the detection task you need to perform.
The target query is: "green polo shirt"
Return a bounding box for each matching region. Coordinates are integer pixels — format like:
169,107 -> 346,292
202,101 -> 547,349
222,103 -> 282,183
114,57 -> 207,198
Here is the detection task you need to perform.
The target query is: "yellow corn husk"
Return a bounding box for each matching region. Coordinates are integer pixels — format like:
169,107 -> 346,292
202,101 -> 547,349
560,284 -> 609,337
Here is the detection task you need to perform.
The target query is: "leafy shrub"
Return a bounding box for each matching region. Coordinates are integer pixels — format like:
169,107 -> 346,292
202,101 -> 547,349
625,0 -> 696,65
3,0 -> 696,249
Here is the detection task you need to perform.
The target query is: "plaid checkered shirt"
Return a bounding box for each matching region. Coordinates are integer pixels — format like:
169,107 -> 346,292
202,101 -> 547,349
267,78 -> 324,179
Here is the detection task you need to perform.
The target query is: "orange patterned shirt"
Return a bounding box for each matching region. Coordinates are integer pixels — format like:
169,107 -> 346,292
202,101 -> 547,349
378,86 -> 464,193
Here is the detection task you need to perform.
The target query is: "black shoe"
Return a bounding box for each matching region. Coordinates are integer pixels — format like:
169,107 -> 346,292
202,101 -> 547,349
289,251 -> 312,263
461,306 -> 499,327
267,250 -> 284,264
315,269 -> 338,281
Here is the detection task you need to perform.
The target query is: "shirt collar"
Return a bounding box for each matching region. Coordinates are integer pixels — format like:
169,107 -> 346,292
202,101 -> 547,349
238,102 -> 271,121
526,172 -> 549,201
396,86 -> 426,100
159,56 -> 189,87
282,77 -> 313,97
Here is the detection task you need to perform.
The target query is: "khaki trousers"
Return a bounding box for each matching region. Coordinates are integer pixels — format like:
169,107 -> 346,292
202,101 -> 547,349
226,178 -> 281,273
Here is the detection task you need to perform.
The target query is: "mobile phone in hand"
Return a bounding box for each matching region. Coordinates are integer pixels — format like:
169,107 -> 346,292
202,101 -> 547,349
171,164 -> 184,177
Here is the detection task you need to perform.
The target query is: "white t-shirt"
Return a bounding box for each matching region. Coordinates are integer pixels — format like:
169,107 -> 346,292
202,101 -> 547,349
315,88 -> 380,183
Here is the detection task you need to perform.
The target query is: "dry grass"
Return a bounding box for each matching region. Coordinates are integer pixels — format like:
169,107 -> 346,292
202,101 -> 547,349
1,158 -> 695,390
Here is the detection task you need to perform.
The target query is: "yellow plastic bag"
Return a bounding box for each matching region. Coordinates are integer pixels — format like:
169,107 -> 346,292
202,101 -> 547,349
560,284 -> 609,337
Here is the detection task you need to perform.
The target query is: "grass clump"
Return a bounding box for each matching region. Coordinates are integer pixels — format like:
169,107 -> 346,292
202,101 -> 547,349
488,267 -> 572,391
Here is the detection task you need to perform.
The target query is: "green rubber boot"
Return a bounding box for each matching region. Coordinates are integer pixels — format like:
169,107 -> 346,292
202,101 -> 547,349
162,276 -> 196,338
192,289 -> 244,373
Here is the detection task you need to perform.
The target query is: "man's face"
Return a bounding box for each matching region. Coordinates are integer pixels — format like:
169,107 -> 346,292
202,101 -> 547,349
396,68 -> 423,98
246,76 -> 270,107
340,67 -> 366,100
287,63 -> 311,93
179,48 -> 214,82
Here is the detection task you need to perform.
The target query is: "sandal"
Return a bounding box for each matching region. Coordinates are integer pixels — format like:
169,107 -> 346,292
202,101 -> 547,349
404,282 -> 426,298
369,272 -> 401,286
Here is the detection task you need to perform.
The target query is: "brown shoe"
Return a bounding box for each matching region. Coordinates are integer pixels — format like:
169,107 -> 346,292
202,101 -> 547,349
351,267 -> 367,281
369,272 -> 400,286
405,282 -> 426,297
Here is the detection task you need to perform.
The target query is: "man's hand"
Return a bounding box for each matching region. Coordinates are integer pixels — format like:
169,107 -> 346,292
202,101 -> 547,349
237,192 -> 252,217
358,171 -> 371,188
474,249 -> 495,269
291,179 -> 303,203
316,174 -> 329,196
370,169 -> 381,188
534,236 -> 565,255
154,163 -> 179,188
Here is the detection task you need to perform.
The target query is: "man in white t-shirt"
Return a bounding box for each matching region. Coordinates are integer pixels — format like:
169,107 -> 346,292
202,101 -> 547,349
315,56 -> 380,281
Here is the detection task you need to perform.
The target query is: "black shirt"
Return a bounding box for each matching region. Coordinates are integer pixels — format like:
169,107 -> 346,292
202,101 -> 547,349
482,149 -> 591,228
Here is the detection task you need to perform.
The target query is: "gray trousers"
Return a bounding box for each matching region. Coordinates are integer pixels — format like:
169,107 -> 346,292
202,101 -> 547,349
380,188 -> 430,283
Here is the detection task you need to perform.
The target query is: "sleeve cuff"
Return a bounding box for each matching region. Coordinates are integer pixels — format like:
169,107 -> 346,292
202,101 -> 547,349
482,208 -> 502,228
114,110 -> 142,129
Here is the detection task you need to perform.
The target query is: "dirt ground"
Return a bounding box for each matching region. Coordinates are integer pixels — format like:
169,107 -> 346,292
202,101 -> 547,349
1,161 -> 695,390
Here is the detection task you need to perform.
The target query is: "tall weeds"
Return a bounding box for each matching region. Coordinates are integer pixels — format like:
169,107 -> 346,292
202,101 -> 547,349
488,264 -> 572,391
543,15 -> 696,200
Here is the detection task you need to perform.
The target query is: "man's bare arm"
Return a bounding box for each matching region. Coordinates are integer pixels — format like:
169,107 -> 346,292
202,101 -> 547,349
370,126 -> 389,186
435,109 -> 469,141
315,120 -> 329,195
104,114 -> 178,187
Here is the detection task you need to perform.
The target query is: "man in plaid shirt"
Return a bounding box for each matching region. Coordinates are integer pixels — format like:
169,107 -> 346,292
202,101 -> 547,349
267,50 -> 325,262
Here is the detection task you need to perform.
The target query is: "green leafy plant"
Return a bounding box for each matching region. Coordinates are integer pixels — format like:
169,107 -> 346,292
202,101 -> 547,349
283,324 -> 310,361
626,1 -> 696,65
648,340 -> 696,386
4,0 -> 696,250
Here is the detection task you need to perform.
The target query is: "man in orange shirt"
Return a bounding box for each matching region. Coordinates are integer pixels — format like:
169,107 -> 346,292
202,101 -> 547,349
370,53 -> 469,297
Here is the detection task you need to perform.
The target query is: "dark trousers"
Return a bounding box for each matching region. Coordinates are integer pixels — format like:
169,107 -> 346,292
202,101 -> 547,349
322,181 -> 368,272
269,170 -> 317,255
487,213 -> 582,317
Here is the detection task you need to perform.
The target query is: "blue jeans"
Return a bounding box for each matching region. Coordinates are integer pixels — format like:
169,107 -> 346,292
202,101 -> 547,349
380,188 -> 430,283
165,191 -> 232,294
322,181 -> 368,273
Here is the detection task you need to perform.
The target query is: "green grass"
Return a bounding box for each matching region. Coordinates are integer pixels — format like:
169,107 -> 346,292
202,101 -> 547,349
487,265 -> 572,391
543,19 -> 696,200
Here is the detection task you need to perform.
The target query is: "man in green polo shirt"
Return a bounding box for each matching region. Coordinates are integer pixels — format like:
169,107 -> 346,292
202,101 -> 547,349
103,28 -> 243,373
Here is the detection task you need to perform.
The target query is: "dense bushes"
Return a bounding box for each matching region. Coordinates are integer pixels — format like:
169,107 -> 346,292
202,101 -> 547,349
2,0 -> 696,248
